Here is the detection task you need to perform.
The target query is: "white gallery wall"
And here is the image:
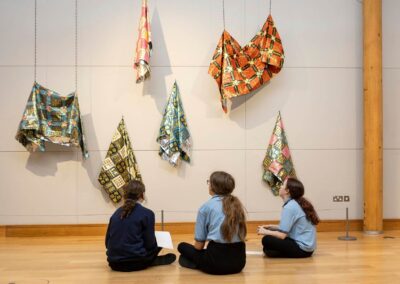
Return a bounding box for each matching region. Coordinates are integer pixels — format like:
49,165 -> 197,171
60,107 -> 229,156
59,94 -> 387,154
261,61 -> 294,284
0,0 -> 397,225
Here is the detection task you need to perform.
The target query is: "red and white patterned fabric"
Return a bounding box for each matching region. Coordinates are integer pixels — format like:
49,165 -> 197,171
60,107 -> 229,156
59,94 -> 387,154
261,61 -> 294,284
134,0 -> 152,83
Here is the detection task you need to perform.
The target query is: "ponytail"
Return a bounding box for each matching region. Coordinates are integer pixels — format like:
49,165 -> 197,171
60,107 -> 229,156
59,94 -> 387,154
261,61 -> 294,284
120,198 -> 136,219
286,178 -> 320,225
119,180 -> 145,220
295,197 -> 320,225
221,194 -> 247,242
209,171 -> 247,242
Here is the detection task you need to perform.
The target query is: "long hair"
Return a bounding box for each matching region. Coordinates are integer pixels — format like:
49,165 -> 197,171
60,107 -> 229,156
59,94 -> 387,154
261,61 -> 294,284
286,178 -> 320,225
120,180 -> 145,220
209,171 -> 247,242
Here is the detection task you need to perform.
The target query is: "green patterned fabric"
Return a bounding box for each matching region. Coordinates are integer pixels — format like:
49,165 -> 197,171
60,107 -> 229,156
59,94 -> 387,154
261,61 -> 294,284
98,118 -> 142,203
15,82 -> 88,159
263,112 -> 296,195
157,81 -> 191,166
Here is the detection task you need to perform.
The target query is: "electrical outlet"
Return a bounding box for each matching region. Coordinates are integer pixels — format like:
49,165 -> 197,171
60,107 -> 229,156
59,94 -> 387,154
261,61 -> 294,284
333,195 -> 343,202
344,195 -> 350,202
333,195 -> 345,202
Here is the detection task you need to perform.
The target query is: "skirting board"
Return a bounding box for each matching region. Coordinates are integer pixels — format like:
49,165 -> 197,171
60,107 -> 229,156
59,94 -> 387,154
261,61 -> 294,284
1,219 -> 399,238
0,225 -> 5,237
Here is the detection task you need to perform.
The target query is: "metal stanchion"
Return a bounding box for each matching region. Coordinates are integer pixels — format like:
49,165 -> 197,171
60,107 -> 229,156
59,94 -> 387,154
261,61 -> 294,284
338,207 -> 357,241
161,209 -> 164,231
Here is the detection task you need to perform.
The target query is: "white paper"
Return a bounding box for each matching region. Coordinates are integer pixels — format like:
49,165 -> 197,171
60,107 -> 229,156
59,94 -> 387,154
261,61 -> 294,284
155,231 -> 173,249
246,250 -> 264,256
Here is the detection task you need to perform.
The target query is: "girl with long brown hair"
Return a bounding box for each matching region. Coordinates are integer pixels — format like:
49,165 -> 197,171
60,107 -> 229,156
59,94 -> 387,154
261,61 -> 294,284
177,171 -> 247,275
105,180 -> 176,271
257,177 -> 319,258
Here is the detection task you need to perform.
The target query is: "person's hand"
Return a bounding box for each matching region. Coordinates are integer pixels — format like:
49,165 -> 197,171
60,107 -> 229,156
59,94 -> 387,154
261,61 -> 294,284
257,226 -> 270,235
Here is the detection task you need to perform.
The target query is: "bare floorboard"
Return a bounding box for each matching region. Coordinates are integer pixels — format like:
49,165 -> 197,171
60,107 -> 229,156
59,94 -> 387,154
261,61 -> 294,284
1,231 -> 399,284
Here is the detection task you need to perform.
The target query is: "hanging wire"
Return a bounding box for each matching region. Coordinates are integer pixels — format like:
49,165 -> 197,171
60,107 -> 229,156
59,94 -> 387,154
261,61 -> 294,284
269,0 -> 272,15
34,0 -> 78,89
34,0 -> 37,82
222,0 -> 225,30
75,0 -> 78,93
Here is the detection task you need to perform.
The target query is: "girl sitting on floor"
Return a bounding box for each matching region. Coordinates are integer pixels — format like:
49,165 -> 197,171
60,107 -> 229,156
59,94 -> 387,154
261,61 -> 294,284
257,177 -> 319,258
178,171 -> 247,275
106,180 -> 176,271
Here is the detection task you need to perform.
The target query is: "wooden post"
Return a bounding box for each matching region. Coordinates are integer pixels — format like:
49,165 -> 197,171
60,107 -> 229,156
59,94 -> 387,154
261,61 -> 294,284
363,0 -> 383,234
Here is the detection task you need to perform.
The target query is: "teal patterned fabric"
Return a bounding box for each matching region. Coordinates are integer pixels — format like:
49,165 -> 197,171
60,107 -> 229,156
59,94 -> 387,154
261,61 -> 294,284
15,82 -> 89,159
157,81 -> 191,166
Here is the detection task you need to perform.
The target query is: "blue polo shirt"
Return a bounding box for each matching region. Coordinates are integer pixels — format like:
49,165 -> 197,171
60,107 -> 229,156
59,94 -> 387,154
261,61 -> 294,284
195,195 -> 241,243
278,199 -> 316,252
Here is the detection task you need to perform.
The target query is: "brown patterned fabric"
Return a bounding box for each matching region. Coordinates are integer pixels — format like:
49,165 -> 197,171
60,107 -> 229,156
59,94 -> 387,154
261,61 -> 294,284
209,15 -> 284,113
98,118 -> 142,203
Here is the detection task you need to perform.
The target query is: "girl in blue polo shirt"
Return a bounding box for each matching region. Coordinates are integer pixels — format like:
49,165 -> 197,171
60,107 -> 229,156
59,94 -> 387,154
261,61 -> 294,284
105,180 -> 176,271
177,171 -> 247,275
257,177 -> 319,258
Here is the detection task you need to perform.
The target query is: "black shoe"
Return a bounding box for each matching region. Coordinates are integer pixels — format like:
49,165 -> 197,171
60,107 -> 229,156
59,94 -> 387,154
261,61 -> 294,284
178,255 -> 197,269
151,253 -> 176,266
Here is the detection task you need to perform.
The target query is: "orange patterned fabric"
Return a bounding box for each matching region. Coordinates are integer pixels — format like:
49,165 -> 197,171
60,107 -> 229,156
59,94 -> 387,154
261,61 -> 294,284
208,15 -> 284,113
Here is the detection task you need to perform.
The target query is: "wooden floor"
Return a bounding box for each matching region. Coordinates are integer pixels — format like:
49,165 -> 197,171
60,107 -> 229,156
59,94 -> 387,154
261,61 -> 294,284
1,231 -> 400,284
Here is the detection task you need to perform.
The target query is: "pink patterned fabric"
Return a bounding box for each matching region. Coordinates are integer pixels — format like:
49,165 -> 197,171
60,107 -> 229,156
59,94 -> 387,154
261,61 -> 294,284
263,112 -> 296,195
134,0 -> 152,83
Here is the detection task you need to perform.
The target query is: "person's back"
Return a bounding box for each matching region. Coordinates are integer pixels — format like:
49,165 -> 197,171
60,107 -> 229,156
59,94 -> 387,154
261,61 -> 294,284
195,195 -> 242,244
105,180 -> 176,271
177,171 -> 247,275
106,203 -> 157,262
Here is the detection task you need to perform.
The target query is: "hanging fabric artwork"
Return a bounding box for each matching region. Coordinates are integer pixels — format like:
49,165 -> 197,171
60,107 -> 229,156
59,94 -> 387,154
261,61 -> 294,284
16,0 -> 89,158
208,15 -> 284,113
134,0 -> 152,83
262,112 -> 296,196
15,82 -> 89,159
98,118 -> 142,203
157,81 -> 191,167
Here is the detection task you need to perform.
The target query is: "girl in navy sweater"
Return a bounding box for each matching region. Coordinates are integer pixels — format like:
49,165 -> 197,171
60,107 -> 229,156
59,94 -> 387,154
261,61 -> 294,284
105,180 -> 176,271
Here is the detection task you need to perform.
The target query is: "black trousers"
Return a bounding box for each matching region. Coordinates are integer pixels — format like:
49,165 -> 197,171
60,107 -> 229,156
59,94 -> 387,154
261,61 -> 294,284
108,247 -> 162,272
178,241 -> 246,275
262,235 -> 313,258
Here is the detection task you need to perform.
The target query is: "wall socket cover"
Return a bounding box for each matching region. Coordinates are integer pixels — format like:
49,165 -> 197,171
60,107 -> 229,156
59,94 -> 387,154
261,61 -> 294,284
333,195 -> 350,202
